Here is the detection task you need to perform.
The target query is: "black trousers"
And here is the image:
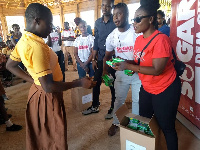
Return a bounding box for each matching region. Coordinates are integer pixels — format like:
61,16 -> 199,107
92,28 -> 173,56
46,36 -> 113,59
92,60 -> 116,108
55,50 -> 65,82
139,76 -> 181,150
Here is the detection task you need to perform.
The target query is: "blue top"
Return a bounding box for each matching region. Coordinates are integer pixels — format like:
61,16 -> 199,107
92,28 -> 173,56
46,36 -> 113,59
93,15 -> 116,60
10,35 -> 20,42
158,24 -> 170,37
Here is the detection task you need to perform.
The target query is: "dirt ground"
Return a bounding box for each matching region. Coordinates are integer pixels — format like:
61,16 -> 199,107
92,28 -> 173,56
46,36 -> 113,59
0,65 -> 199,150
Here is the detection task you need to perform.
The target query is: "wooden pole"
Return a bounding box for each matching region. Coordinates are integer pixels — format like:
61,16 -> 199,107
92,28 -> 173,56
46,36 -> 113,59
60,4 -> 64,29
94,0 -> 102,21
76,3 -> 80,18
0,7 -> 8,42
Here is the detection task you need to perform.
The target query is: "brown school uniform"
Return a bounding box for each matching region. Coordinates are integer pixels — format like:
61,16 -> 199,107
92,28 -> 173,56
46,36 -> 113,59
10,31 -> 68,150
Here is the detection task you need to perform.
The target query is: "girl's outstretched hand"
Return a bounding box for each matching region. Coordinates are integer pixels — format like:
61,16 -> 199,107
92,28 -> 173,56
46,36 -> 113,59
80,77 -> 96,89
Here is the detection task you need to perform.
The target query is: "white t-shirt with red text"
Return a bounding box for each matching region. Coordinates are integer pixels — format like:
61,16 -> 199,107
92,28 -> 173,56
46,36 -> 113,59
106,25 -> 139,60
50,32 -> 61,52
73,34 -> 94,62
61,29 -> 75,46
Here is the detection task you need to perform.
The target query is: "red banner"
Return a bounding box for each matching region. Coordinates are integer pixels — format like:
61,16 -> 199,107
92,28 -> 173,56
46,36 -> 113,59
171,0 -> 200,129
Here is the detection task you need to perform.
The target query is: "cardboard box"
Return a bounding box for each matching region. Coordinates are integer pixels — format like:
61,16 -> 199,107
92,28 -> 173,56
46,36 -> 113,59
71,87 -> 92,112
116,104 -> 167,150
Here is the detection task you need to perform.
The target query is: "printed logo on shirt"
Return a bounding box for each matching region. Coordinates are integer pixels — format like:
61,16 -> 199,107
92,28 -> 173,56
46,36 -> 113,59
79,45 -> 89,49
117,46 -> 134,53
133,49 -> 145,62
51,37 -> 59,42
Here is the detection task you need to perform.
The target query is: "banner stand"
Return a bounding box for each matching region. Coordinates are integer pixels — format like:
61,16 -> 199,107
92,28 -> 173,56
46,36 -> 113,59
177,112 -> 200,139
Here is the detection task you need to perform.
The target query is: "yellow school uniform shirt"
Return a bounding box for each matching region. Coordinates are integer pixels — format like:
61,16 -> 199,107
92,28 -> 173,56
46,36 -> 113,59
10,31 -> 63,86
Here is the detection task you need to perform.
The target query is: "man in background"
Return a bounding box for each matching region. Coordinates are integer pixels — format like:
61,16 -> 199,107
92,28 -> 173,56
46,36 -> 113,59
82,0 -> 116,120
62,22 -> 77,71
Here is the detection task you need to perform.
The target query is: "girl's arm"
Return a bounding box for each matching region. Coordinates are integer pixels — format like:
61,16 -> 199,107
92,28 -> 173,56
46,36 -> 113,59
83,47 -> 93,66
74,47 -> 83,66
6,58 -> 96,93
6,58 -> 34,83
38,74 -> 96,93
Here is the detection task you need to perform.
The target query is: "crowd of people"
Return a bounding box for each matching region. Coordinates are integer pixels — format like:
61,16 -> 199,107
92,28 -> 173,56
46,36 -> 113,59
0,0 -> 181,150
0,24 -> 23,132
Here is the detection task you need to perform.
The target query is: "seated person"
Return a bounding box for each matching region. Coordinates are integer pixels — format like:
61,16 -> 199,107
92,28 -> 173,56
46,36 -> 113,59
0,81 -> 22,131
1,41 -> 14,87
2,40 -> 14,57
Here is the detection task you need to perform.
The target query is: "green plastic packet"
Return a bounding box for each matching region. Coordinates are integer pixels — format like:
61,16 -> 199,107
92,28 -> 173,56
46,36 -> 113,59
127,117 -> 140,130
124,70 -> 134,76
107,58 -> 134,76
102,74 -> 114,87
106,61 -> 114,67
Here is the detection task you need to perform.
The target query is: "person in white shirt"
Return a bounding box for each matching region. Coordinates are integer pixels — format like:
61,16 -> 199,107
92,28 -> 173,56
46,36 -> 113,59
47,26 -> 65,81
103,3 -> 141,136
74,20 -> 94,79
61,22 -> 77,71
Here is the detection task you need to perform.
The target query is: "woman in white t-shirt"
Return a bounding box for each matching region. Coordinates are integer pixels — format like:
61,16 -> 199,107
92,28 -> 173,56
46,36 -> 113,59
74,20 -> 94,79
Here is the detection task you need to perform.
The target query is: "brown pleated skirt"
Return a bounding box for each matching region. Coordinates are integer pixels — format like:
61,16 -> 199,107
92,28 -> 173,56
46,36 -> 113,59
26,84 -> 68,150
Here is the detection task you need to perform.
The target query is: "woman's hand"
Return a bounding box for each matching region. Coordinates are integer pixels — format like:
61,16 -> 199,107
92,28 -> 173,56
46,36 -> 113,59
112,61 -> 128,71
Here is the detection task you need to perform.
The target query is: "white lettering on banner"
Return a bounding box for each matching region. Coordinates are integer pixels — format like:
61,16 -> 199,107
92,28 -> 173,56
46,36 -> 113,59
196,46 -> 200,64
181,82 -> 193,100
177,18 -> 194,45
180,105 -> 200,121
195,54 -> 200,64
176,40 -> 193,62
177,0 -> 195,21
195,67 -> 200,104
196,32 -> 200,45
196,45 -> 200,53
176,0 -> 196,101
197,14 -> 200,25
181,64 -> 194,82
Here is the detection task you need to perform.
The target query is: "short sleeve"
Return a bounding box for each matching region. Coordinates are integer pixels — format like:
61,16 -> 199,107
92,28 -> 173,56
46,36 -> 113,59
106,33 -> 114,52
152,35 -> 172,58
31,45 -> 52,77
89,35 -> 95,48
71,30 -> 75,37
61,31 -> 65,38
10,47 -> 21,62
73,37 -> 79,47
